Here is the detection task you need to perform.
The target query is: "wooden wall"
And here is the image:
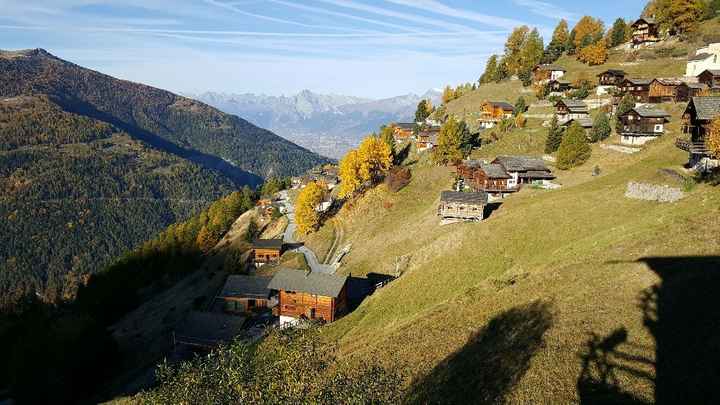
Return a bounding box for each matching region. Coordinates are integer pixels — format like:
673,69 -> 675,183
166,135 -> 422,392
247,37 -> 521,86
277,286 -> 347,322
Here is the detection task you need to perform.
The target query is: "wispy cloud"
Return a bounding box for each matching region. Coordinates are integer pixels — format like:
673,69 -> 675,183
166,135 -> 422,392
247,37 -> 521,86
382,0 -> 527,30
312,0 -> 480,33
511,0 -> 579,21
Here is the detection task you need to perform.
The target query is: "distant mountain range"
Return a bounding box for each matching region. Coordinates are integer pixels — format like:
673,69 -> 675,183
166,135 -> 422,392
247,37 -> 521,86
0,48 -> 327,307
190,89 -> 443,158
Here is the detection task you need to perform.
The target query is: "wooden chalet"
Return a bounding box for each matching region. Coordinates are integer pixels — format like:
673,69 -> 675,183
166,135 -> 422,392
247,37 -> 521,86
677,82 -> 709,101
631,18 -> 659,47
697,69 -> 720,90
532,64 -> 566,85
548,79 -> 573,93
676,96 -> 720,167
619,78 -> 652,102
492,155 -> 555,186
555,99 -> 589,122
251,239 -> 284,265
438,191 -> 488,222
457,160 -> 515,196
392,123 -> 415,142
219,275 -> 274,314
597,69 -> 626,86
648,78 -> 684,103
618,105 -> 670,146
478,101 -> 514,128
268,268 -> 348,326
417,128 -> 439,151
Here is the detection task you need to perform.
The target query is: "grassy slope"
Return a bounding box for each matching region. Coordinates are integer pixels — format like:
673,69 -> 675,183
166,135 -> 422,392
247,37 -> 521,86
316,42 -> 720,402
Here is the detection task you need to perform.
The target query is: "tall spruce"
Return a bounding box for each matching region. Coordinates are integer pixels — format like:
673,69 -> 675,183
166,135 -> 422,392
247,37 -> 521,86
415,99 -> 433,122
610,18 -> 628,47
557,121 -> 592,169
590,112 -> 612,142
544,19 -> 569,63
432,116 -> 472,165
480,55 -> 499,84
545,115 -> 563,153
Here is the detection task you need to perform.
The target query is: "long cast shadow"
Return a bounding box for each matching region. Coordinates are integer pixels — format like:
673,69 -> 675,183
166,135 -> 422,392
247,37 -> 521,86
578,256 -> 720,404
407,300 -> 554,404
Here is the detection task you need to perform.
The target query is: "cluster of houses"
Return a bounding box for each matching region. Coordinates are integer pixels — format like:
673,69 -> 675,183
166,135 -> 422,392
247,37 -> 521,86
438,155 -> 556,222
291,165 -> 339,213
391,120 -> 442,151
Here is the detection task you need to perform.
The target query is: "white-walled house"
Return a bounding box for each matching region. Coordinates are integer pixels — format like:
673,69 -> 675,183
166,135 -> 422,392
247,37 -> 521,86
686,43 -> 720,78
618,106 -> 670,146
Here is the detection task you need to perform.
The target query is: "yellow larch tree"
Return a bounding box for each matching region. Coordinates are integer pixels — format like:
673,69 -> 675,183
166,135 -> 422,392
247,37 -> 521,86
339,149 -> 363,198
295,181 -> 326,235
707,116 -> 720,158
357,136 -> 392,184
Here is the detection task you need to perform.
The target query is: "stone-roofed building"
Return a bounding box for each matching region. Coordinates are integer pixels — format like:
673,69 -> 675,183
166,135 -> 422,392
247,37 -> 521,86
219,275 -> 274,314
173,311 -> 247,349
492,156 -> 555,187
598,69 -> 626,86
456,160 -> 515,197
631,18 -> 659,47
618,105 -> 671,146
417,128 -> 440,151
268,268 -> 348,326
561,116 -> 594,137
555,99 -> 589,122
686,43 -> 720,77
678,82 -> 709,102
620,78 -> 653,102
649,78 -> 684,103
548,79 -> 573,94
676,96 -> 720,168
438,191 -> 489,222
698,69 -> 720,90
251,239 -> 284,265
532,64 -> 566,85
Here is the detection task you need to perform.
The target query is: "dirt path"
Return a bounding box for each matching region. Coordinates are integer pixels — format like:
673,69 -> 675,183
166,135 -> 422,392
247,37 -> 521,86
324,219 -> 344,265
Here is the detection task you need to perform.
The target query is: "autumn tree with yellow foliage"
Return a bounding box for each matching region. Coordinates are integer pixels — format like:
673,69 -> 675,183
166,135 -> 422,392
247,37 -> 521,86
707,116 -> 720,158
338,135 -> 393,199
577,42 -> 608,65
339,149 -> 363,198
295,181 -> 326,235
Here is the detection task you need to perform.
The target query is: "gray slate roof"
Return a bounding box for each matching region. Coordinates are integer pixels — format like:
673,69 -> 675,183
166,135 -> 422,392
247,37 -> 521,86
597,69 -> 625,76
624,78 -> 653,85
562,116 -> 594,128
683,82 -> 709,90
175,312 -> 246,345
627,105 -> 671,119
690,97 -> 720,121
534,64 -> 566,72
480,163 -> 511,178
221,275 -> 271,299
558,99 -> 589,112
395,122 -> 415,130
493,156 -> 550,172
253,239 -> 284,250
689,52 -> 713,61
700,69 -> 720,76
440,191 -> 489,205
268,268 -> 348,298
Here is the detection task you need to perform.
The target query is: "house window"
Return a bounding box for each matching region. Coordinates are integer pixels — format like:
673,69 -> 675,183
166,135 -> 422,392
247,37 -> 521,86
654,124 -> 663,132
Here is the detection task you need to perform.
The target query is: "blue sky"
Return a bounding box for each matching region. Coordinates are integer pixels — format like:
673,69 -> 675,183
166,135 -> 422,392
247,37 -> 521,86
1,0 -> 646,98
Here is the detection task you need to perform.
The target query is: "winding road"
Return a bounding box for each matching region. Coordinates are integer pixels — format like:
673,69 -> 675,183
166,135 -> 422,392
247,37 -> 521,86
279,191 -> 336,274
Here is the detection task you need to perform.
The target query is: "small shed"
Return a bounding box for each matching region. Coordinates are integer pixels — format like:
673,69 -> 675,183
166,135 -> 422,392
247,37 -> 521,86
648,78 -> 684,103
219,275 -> 273,313
438,191 -> 488,222
252,239 -> 284,265
562,116 -> 594,137
677,96 -> 720,166
555,99 -> 589,121
697,69 -> 720,89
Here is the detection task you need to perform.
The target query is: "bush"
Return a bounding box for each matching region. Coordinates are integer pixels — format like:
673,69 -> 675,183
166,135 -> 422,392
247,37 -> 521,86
385,167 -> 412,192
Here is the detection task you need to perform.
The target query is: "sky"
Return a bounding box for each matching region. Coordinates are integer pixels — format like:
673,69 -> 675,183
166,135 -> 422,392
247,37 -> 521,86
1,0 -> 646,98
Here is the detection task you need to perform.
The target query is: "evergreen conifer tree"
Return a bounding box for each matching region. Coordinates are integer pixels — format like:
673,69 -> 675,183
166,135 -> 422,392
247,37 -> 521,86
557,121 -> 592,169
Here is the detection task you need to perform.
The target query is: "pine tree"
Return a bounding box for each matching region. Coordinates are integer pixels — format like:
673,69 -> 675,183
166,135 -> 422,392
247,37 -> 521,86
415,99 -> 433,122
610,18 -> 628,47
545,115 -> 563,153
590,112 -> 612,142
479,55 -> 499,84
615,94 -> 636,134
557,122 -> 592,169
432,116 -> 471,165
514,96 -> 528,115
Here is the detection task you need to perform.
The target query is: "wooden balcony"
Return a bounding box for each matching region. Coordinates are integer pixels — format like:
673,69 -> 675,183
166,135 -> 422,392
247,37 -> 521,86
675,138 -> 710,155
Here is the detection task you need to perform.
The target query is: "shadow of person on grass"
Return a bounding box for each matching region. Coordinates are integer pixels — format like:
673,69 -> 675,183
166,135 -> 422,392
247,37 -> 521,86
406,300 -> 554,404
579,256 -> 720,405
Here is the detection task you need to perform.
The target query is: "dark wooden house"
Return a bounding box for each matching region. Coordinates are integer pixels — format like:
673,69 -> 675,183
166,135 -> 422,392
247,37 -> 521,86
697,69 -> 720,90
618,105 -> 670,146
648,78 -> 684,103
219,275 -> 273,314
676,96 -> 720,167
457,160 -> 515,196
417,128 -> 440,151
555,99 -> 589,121
597,69 -> 626,86
532,64 -> 566,85
252,239 -> 284,265
492,155 -> 555,186
268,268 -> 348,326
438,191 -> 488,222
631,18 -> 660,46
677,82 -> 709,102
561,117 -> 594,137
619,78 -> 652,102
548,79 -> 573,93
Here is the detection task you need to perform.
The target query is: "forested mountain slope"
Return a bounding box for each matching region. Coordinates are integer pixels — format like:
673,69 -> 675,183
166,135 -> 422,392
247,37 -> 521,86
0,49 -> 327,309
